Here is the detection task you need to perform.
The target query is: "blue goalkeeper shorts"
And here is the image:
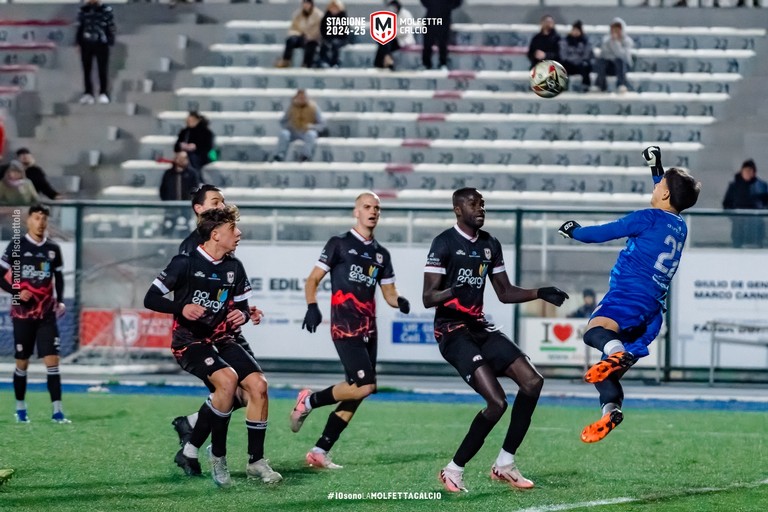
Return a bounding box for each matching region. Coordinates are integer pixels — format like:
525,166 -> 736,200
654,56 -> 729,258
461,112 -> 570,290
590,289 -> 664,359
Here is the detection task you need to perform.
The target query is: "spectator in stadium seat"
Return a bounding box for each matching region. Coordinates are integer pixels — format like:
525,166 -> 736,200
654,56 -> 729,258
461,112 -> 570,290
594,18 -> 634,94
0,160 -> 39,206
558,20 -> 592,92
420,0 -> 462,70
277,0 -> 323,68
160,152 -> 202,202
722,159 -> 768,248
319,0 -> 349,68
374,1 -> 416,70
272,89 -> 326,163
527,14 -> 560,69
76,0 -> 116,104
16,148 -> 61,200
568,288 -> 597,318
174,111 -> 215,174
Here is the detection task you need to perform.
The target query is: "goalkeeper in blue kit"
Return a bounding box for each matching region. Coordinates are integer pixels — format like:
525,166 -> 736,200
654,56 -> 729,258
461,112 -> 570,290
558,147 -> 701,443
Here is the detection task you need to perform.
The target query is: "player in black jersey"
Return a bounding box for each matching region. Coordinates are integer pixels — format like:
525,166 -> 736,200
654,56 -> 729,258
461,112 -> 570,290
0,204 -> 69,424
171,185 -> 263,448
290,192 -> 411,469
423,188 -> 569,493
144,206 -> 281,487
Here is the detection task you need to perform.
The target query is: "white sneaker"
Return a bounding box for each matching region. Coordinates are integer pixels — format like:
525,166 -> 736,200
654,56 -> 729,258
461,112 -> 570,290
246,458 -> 283,483
79,94 -> 95,105
617,85 -> 628,94
439,467 -> 468,493
206,445 -> 232,487
491,463 -> 535,489
305,449 -> 343,469
97,94 -> 110,104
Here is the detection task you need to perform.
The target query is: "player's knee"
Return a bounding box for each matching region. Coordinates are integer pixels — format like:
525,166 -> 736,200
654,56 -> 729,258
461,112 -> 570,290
485,395 -> 508,422
583,326 -> 616,352
354,383 -> 376,399
213,370 -> 239,396
518,373 -> 543,398
244,373 -> 268,400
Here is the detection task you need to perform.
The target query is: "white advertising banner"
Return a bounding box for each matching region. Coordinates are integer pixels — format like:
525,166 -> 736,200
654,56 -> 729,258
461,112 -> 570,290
521,317 -> 658,368
238,243 -> 515,363
672,250 -> 768,368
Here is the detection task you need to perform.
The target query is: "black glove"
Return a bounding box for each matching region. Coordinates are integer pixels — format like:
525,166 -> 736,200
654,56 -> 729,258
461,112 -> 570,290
558,220 -> 581,239
397,296 -> 411,314
537,286 -> 569,306
302,303 -> 322,333
642,145 -> 664,180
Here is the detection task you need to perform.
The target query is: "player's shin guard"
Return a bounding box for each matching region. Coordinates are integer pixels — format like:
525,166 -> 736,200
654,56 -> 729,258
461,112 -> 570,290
315,412 -> 349,452
309,386 -> 336,409
453,411 -> 497,467
188,398 -> 215,449
208,402 -> 232,458
46,366 -> 62,402
502,392 -> 539,455
583,327 -> 622,355
246,420 -> 267,463
596,377 -> 624,410
13,368 -> 27,401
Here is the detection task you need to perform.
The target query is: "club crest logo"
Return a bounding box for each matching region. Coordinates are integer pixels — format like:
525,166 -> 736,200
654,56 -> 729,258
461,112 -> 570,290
370,11 -> 397,45
484,248 -> 491,259
227,271 -> 234,283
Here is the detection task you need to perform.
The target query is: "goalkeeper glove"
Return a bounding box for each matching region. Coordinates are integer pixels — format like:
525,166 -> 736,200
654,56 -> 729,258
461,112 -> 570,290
558,220 -> 581,239
302,303 -> 322,333
537,287 -> 569,306
397,296 -> 411,314
642,146 -> 664,182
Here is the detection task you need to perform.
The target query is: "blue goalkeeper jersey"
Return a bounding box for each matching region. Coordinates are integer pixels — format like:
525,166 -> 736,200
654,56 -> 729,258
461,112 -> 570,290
572,208 -> 688,308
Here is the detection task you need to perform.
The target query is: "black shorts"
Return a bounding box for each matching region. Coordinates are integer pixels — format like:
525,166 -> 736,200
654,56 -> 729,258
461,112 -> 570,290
436,326 -> 524,385
174,340 -> 262,388
333,333 -> 377,387
13,316 -> 60,360
235,331 -> 256,359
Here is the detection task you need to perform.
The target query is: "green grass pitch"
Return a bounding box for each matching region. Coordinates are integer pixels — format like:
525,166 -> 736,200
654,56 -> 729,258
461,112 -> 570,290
1,392 -> 766,512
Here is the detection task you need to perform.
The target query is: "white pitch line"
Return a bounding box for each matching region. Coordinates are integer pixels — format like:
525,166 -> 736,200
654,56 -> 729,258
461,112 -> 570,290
517,479 -> 768,512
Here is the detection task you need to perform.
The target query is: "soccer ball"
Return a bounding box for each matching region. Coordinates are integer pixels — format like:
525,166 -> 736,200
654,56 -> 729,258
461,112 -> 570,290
530,60 -> 569,98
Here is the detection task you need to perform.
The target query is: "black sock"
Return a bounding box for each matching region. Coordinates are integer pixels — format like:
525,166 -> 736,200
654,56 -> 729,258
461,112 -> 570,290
189,400 -> 214,449
596,377 -> 624,409
13,368 -> 27,402
453,411 -> 497,467
583,326 -> 618,353
47,366 -> 62,402
502,392 -> 539,455
209,404 -> 232,458
315,412 -> 349,452
247,420 -> 267,463
309,386 -> 336,409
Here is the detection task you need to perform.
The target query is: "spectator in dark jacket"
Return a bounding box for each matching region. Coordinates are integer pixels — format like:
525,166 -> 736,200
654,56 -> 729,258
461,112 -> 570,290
319,0 -> 349,68
568,288 -> 597,318
420,0 -> 462,70
559,20 -> 592,92
16,148 -> 61,200
76,0 -> 116,104
159,151 -> 202,201
174,111 -> 215,173
277,0 -> 324,68
722,159 -> 768,248
527,14 -> 560,68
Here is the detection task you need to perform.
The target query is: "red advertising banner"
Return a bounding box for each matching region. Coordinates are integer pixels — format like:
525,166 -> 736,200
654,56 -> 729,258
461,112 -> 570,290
80,309 -> 173,349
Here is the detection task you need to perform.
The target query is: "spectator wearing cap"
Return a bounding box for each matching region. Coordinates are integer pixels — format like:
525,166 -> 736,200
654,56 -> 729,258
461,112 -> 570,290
559,20 -> 593,92
568,288 -> 597,318
277,0 -> 324,68
0,160 -> 39,205
16,148 -> 61,200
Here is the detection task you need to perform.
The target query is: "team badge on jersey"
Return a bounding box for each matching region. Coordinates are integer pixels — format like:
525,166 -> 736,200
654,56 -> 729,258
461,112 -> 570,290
376,253 -> 383,264
48,250 -> 56,260
484,248 -> 491,259
227,271 -> 234,283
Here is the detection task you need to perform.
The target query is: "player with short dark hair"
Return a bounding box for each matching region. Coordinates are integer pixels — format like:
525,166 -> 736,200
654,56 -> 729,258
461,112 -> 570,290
558,147 -> 701,443
0,204 -> 69,423
144,206 -> 281,487
424,188 -> 569,493
290,192 -> 411,469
